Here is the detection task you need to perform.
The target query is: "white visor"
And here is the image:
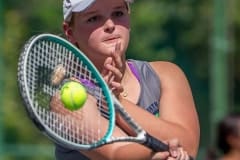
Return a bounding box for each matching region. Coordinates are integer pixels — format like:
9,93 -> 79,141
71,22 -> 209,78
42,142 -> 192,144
63,0 -> 133,22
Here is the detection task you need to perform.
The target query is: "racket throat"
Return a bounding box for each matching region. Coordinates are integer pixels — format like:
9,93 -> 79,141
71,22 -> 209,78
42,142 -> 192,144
143,133 -> 169,152
116,113 -> 138,136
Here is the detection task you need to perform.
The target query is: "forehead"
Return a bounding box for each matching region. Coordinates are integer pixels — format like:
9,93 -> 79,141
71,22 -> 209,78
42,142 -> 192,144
69,0 -> 129,25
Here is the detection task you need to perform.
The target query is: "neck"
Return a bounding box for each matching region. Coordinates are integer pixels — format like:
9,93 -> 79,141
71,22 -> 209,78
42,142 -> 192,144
121,61 -> 132,84
120,61 -> 135,98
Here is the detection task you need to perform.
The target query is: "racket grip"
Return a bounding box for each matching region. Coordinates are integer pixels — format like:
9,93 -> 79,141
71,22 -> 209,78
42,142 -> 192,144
144,133 -> 169,152
144,133 -> 194,160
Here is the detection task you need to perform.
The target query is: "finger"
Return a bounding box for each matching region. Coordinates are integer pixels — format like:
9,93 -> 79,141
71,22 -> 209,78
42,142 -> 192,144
109,80 -> 123,97
103,57 -> 113,69
110,81 -> 123,92
101,57 -> 112,77
102,57 -> 114,83
112,42 -> 123,69
151,151 -> 169,160
177,148 -> 184,160
102,69 -> 113,83
168,139 -> 180,158
184,151 -> 190,160
104,63 -> 123,82
177,148 -> 188,160
109,73 -> 115,84
183,151 -> 190,160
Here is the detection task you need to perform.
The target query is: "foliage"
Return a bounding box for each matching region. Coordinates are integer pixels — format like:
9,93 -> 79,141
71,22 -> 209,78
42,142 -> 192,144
0,0 -> 239,160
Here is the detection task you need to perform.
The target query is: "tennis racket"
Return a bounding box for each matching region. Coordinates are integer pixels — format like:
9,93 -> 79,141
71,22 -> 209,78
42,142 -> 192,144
17,33 -> 194,159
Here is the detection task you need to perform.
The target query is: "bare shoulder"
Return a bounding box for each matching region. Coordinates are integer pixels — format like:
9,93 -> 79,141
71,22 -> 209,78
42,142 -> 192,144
149,61 -> 192,95
149,61 -> 187,80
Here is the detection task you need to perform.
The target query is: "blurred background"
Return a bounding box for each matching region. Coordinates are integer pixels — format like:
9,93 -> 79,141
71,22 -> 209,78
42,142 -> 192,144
0,0 -> 239,159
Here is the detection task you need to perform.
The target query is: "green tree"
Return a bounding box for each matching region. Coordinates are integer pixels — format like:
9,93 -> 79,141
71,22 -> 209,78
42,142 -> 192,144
1,0 -> 239,159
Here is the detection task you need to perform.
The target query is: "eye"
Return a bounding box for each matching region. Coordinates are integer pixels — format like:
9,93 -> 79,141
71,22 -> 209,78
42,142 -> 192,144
112,11 -> 124,18
87,15 -> 100,23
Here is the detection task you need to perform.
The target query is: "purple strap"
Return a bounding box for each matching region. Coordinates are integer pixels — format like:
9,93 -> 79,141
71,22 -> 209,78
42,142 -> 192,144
78,61 -> 140,88
80,78 -> 96,88
127,61 -> 140,82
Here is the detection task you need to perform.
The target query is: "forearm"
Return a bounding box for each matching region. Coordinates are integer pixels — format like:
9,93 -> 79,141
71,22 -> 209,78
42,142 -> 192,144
82,142 -> 168,160
79,120 -> 170,160
117,97 -> 199,157
112,143 -> 156,160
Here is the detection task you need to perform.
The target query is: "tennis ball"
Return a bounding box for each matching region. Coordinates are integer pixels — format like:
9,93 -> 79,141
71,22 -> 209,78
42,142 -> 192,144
60,81 -> 87,111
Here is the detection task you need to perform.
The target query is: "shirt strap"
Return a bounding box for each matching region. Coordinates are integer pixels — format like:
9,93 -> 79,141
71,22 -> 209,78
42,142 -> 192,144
127,61 -> 140,81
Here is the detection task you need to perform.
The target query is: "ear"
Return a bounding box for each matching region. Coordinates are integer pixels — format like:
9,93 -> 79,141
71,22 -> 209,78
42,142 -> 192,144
63,22 -> 76,44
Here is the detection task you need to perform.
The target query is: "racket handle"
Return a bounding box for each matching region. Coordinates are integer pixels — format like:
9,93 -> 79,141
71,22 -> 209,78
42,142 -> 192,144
144,133 -> 169,152
144,133 -> 194,160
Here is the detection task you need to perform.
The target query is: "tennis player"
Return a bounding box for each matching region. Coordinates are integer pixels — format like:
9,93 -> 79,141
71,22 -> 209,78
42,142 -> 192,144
55,0 -> 200,159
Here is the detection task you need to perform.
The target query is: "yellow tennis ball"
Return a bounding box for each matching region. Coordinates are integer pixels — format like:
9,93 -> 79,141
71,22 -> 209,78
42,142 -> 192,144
60,81 -> 87,111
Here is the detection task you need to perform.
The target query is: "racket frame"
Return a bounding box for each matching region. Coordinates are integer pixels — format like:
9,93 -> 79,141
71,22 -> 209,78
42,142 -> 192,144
18,34 -> 116,150
18,34 -> 194,160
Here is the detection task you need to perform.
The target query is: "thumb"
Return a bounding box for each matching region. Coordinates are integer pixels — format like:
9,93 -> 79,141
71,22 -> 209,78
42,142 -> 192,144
168,138 -> 180,158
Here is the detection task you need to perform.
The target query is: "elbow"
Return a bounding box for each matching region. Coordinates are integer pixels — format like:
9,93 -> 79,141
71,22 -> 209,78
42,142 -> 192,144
182,123 -> 200,158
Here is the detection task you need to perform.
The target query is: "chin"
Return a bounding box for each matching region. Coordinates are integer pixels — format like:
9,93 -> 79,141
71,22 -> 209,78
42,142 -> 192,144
102,43 -> 118,52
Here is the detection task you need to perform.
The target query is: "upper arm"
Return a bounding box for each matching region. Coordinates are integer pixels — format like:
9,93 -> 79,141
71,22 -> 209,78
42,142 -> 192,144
150,61 -> 200,155
151,62 -> 198,127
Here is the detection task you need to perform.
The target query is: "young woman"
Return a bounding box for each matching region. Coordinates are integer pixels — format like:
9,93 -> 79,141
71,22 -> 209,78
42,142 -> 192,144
55,0 -> 200,159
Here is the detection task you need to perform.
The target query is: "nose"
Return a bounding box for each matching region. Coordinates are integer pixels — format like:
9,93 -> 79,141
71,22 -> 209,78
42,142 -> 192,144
103,18 -> 115,33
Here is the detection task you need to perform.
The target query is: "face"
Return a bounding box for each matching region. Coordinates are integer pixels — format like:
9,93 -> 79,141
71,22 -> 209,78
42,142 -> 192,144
63,0 -> 130,66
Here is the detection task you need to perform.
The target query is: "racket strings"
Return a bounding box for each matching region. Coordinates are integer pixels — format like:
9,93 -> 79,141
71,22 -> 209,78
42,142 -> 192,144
27,39 -> 113,145
49,94 -> 103,144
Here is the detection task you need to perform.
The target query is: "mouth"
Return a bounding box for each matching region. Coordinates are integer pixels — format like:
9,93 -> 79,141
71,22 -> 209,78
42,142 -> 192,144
103,35 -> 121,44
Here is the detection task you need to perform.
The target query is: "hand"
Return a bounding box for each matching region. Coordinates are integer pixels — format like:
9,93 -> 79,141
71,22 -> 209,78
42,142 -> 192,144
167,139 -> 190,160
101,42 -> 125,97
151,139 -> 190,160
